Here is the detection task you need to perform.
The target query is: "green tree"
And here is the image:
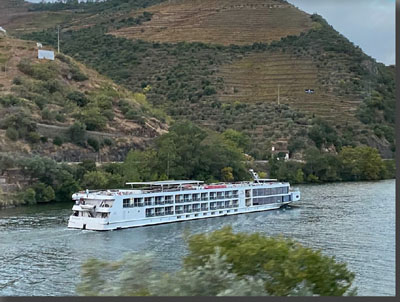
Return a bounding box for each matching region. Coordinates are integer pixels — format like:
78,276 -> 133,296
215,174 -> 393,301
32,182 -> 55,203
87,137 -> 100,152
67,91 -> 89,107
304,148 -> 340,182
76,227 -> 356,296
155,121 -> 207,179
221,167 -> 234,182
22,188 -> 36,205
294,169 -> 304,183
80,106 -> 108,131
123,150 -> 158,182
338,146 -> 385,180
82,171 -> 110,189
383,160 -> 395,179
222,129 -> 250,152
68,122 -> 87,145
184,226 -> 356,296
53,167 -> 81,202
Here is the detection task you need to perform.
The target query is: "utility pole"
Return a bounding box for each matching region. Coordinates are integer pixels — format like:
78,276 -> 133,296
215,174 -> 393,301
57,25 -> 60,53
277,84 -> 280,105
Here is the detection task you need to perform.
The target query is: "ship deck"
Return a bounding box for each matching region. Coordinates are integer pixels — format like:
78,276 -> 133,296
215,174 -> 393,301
73,180 -> 291,199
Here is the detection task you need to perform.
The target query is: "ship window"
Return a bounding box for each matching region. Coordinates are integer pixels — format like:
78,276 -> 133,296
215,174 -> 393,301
234,209 -> 238,212
165,206 -> 174,215
73,211 -> 79,216
134,198 -> 143,207
177,216 -> 182,219
145,197 -> 153,206
123,198 -> 130,208
211,212 -> 215,215
155,208 -> 164,216
186,214 -> 190,218
195,214 -> 199,217
165,196 -> 173,204
219,211 -> 223,214
203,213 -> 207,216
253,196 -> 283,205
146,208 -> 154,217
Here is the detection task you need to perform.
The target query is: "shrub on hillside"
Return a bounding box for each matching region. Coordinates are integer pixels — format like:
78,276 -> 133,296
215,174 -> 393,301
17,58 -> 58,81
26,131 -> 41,144
87,137 -> 100,152
0,94 -> 24,107
53,136 -> 64,146
67,91 -> 89,107
80,106 -> 108,131
70,67 -> 88,82
67,122 -> 87,145
5,127 -> 19,141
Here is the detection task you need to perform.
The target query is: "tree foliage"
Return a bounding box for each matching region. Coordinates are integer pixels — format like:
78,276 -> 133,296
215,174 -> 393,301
269,145 -> 389,183
338,146 -> 386,181
76,227 -> 356,296
122,121 -> 249,182
184,226 -> 356,296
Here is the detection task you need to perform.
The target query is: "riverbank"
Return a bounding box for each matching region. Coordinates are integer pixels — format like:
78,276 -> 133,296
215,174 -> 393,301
1,135 -> 395,208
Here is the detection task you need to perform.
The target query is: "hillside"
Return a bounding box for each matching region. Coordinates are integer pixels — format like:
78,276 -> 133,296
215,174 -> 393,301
0,36 -> 168,162
5,0 -> 396,160
110,0 -> 313,45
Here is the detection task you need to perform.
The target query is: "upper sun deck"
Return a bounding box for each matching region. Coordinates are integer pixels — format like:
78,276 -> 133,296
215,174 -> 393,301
73,179 -> 289,199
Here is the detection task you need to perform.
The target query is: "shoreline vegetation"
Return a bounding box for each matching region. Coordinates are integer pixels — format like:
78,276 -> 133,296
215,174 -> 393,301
0,121 -> 395,208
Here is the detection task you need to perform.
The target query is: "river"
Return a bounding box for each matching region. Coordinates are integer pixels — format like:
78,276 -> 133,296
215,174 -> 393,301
0,179 -> 395,296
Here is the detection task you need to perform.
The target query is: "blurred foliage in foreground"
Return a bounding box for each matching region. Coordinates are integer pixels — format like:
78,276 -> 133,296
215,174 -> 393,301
76,226 -> 357,296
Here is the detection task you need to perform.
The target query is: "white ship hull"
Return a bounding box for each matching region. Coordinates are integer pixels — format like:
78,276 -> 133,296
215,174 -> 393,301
68,202 -> 295,231
68,180 -> 300,231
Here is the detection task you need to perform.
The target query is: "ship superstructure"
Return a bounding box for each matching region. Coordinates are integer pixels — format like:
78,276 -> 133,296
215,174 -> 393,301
68,171 -> 300,231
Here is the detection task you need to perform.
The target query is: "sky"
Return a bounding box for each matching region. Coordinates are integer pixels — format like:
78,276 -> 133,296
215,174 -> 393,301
287,0 -> 395,66
26,0 -> 396,65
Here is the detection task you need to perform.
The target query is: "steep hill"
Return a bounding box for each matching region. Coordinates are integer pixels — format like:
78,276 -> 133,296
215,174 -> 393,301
8,0 -> 396,159
0,36 -> 168,162
110,0 -> 313,45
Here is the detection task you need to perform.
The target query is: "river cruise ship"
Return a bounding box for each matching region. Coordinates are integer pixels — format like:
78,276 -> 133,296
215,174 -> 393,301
68,170 -> 300,231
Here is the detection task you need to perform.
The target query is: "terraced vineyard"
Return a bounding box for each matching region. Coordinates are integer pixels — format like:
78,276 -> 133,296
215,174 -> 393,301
218,51 -> 362,126
111,0 -> 313,45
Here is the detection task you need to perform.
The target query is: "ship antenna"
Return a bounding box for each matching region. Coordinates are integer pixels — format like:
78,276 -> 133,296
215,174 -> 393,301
249,169 -> 260,184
